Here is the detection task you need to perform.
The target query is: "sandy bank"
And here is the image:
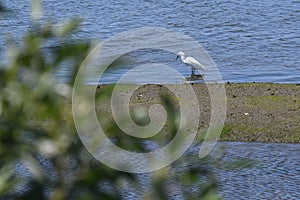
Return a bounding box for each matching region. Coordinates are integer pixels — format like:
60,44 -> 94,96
95,83 -> 300,143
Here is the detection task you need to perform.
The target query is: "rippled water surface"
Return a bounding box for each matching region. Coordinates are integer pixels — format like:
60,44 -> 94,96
14,142 -> 300,199
214,142 -> 300,199
1,1 -> 299,199
1,0 -> 299,83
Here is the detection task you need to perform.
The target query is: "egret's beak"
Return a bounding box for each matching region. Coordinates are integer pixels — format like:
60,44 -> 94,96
176,55 -> 179,60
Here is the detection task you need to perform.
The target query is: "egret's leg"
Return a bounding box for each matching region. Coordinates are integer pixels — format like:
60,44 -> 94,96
191,66 -> 196,75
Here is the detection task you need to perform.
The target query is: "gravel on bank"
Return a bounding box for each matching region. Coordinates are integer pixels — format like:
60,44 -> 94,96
95,83 -> 300,143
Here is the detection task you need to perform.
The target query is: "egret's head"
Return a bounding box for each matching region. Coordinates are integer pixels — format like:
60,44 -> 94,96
176,51 -> 185,60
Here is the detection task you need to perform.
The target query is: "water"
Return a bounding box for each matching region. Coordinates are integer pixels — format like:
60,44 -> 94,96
1,1 -> 299,198
214,142 -> 300,199
13,142 -> 300,199
0,0 -> 299,83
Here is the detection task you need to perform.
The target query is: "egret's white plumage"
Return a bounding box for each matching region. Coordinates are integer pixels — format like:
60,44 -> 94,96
176,51 -> 205,74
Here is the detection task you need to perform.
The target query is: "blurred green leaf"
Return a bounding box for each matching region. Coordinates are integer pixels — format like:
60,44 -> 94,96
0,9 -> 221,200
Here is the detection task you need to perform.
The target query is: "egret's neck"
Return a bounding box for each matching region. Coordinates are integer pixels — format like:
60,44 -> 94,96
180,55 -> 186,62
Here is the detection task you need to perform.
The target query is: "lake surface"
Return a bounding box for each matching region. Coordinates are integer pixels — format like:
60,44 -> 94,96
1,1 -> 299,199
0,0 -> 299,83
14,142 -> 300,199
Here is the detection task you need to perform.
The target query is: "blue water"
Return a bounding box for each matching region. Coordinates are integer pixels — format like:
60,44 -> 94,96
12,142 -> 300,199
1,1 -> 300,199
0,0 -> 299,83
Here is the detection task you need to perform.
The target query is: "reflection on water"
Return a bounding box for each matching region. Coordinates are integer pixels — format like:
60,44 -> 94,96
184,74 -> 204,82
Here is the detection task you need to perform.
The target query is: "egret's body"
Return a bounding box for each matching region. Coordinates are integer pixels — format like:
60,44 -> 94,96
176,51 -> 205,75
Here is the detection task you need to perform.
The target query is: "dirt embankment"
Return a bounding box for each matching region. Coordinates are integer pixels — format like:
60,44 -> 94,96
96,83 -> 300,143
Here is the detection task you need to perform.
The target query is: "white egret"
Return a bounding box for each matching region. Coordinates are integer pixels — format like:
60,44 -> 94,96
176,51 -> 205,75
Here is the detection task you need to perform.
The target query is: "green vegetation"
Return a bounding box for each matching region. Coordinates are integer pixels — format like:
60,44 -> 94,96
220,83 -> 300,143
0,18 -> 221,200
220,124 -> 232,137
247,95 -> 300,109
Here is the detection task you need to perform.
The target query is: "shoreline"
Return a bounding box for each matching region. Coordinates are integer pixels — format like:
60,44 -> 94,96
95,82 -> 300,143
220,82 -> 299,143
